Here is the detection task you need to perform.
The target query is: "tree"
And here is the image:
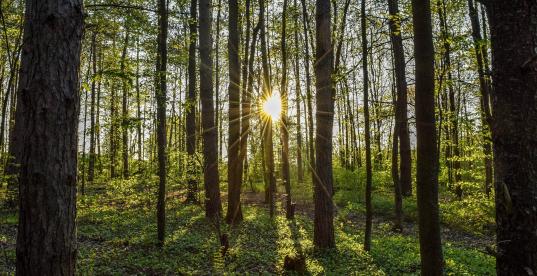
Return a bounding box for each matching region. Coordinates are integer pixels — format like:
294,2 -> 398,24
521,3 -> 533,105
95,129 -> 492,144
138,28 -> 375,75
155,0 -> 169,245
280,0 -> 293,219
199,0 -> 222,219
361,0 -> 373,252
486,0 -> 537,273
411,0 -> 444,273
14,0 -> 83,273
313,0 -> 335,249
88,32 -> 97,186
120,27 -> 130,179
387,0 -> 412,197
186,0 -> 198,203
226,0 -> 243,225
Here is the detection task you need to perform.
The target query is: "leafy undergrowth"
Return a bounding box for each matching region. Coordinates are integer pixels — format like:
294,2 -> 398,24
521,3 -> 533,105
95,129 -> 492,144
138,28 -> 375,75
1,176 -> 494,274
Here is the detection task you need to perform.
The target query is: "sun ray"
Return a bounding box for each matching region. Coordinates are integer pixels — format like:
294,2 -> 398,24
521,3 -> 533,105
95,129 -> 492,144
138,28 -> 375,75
261,92 -> 282,121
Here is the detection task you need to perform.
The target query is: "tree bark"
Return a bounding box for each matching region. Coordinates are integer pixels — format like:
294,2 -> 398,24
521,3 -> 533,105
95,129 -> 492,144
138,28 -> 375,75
226,0 -> 243,224
199,0 -> 222,219
411,0 -> 444,273
313,0 -> 335,249
280,0 -> 293,219
487,1 -> 537,274
361,0 -> 373,252
155,0 -> 168,245
293,0 -> 304,183
186,0 -> 198,203
14,0 -> 83,273
301,0 -> 316,179
387,0 -> 412,197
121,28 -> 130,179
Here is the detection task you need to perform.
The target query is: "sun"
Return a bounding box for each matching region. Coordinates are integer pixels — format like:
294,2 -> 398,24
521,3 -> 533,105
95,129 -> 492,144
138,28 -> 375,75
261,92 -> 282,121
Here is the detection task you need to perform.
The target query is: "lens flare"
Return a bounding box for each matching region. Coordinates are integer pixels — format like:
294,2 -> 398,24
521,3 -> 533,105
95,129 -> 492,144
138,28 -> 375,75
261,92 -> 282,121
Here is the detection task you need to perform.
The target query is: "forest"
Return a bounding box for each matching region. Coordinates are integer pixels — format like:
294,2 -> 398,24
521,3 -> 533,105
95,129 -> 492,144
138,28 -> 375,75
0,0 -> 536,274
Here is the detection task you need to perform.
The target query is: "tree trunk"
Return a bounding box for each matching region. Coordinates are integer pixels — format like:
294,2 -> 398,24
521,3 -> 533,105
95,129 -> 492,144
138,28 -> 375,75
301,0 -> 315,179
313,0 -> 335,249
121,28 -> 130,179
280,0 -> 293,219
14,0 -> 83,273
487,1 -> 537,273
88,32 -> 97,185
387,0 -> 412,197
411,0 -> 444,273
186,0 -> 198,203
199,0 -> 222,219
226,0 -> 243,224
467,0 -> 493,197
155,0 -> 168,245
361,0 -> 373,252
293,0 -> 304,183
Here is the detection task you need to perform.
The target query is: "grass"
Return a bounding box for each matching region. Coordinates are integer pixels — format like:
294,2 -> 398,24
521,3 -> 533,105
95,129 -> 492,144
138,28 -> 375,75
0,167 -> 495,274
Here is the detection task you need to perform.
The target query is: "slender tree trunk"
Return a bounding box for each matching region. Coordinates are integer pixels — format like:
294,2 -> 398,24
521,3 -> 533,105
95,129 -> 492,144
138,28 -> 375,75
387,0 -> 412,196
121,28 -> 130,179
467,0 -> 493,197
186,0 -> 198,203
313,0 -> 335,249
361,0 -> 373,252
293,0 -> 304,183
155,0 -> 168,245
14,0 -> 83,273
301,0 -> 315,178
280,0 -> 293,219
199,0 -> 222,219
487,1 -> 537,274
226,0 -> 243,224
260,0 -> 273,204
412,0 -> 444,273
215,0 -> 222,162
136,39 -> 143,162
88,33 -> 97,185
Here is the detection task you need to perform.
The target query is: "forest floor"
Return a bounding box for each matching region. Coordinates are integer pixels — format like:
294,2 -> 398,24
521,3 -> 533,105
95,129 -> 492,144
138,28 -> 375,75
1,171 -> 496,275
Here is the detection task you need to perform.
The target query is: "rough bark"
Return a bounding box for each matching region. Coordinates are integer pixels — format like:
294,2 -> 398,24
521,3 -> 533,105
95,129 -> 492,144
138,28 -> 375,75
199,0 -> 222,219
387,0 -> 412,197
361,0 -> 373,252
14,0 -> 83,273
487,1 -> 537,274
121,28 -> 130,179
186,0 -> 198,203
226,0 -> 243,224
411,0 -> 444,273
155,0 -> 168,245
313,0 -> 335,249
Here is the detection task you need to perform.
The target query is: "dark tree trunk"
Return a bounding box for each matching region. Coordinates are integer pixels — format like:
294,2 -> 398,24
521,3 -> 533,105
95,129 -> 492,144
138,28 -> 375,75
467,0 -> 493,197
387,0 -> 412,197
226,0 -> 243,225
313,0 -> 335,249
487,1 -> 537,274
121,28 -> 130,179
186,0 -> 198,203
14,0 -> 83,273
136,39 -> 143,162
199,0 -> 222,219
155,0 -> 168,245
260,0 -> 272,204
301,0 -> 315,179
361,0 -> 373,252
215,0 -> 222,162
280,0 -> 293,219
293,0 -> 304,183
411,0 -> 444,273
391,121 -> 403,232
88,33 -> 97,184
